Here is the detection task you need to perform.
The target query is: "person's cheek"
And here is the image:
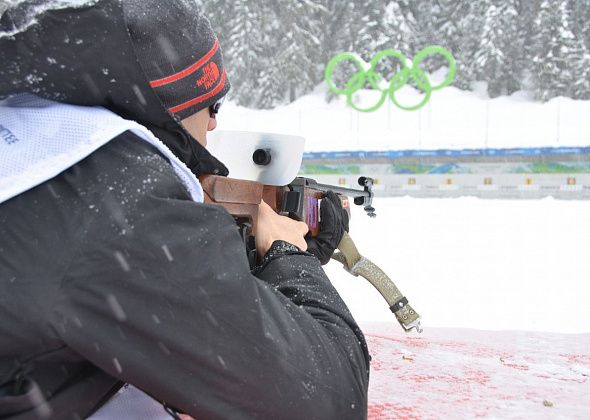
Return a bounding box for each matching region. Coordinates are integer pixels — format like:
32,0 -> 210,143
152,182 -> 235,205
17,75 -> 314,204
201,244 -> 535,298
207,117 -> 217,131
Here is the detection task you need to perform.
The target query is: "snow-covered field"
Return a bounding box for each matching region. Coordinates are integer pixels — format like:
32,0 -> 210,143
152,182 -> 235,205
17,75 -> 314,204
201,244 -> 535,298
328,197 -> 590,334
217,86 -> 590,335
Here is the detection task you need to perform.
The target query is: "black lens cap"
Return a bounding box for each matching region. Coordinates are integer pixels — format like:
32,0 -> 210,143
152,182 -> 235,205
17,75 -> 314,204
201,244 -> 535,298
253,148 -> 272,166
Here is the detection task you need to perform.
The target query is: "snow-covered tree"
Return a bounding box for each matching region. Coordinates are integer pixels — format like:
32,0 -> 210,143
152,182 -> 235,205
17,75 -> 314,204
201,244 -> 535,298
567,0 -> 590,99
530,0 -> 585,101
344,1 -> 417,87
570,51 -> 590,99
380,1 -> 416,73
352,1 -> 388,59
266,0 -> 325,105
201,0 -> 588,107
570,0 -> 590,50
474,0 -> 524,97
411,0 -> 475,89
205,1 -> 325,108
314,0 -> 355,63
202,2 -> 273,107
451,0 -> 488,90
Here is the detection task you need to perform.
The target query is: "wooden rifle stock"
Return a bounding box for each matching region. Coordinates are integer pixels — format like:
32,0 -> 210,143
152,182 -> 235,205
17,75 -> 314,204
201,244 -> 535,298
199,175 -> 282,236
198,175 -> 362,237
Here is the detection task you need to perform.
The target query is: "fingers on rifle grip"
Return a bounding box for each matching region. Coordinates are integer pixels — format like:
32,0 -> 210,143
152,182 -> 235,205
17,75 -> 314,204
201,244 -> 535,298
320,192 -> 337,224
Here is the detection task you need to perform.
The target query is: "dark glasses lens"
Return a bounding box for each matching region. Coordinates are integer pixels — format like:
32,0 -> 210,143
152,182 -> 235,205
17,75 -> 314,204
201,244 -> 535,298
209,96 -> 225,117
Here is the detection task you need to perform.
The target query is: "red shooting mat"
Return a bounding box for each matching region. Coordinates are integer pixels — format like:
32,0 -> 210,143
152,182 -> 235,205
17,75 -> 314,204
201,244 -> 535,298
363,323 -> 590,420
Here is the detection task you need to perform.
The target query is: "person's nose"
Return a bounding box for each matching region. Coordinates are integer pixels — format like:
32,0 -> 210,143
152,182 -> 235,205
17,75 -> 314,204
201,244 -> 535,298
207,116 -> 217,131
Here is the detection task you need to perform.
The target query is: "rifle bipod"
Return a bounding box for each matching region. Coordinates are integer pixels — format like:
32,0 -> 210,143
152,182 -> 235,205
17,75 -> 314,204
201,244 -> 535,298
332,232 -> 422,334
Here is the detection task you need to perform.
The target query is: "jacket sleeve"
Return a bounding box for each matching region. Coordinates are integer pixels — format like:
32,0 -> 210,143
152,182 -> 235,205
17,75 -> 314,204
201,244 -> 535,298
51,136 -> 369,420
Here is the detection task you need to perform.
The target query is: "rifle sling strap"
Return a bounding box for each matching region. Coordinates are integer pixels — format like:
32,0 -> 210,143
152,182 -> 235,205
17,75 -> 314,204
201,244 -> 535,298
333,232 -> 422,333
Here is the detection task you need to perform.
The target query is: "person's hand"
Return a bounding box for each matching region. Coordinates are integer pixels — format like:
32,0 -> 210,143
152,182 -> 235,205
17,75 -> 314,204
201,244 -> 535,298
305,191 -> 349,265
256,199 -> 309,257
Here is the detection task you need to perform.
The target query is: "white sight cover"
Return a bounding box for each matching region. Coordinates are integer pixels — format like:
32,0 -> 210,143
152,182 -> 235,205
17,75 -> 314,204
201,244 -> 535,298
207,130 -> 305,186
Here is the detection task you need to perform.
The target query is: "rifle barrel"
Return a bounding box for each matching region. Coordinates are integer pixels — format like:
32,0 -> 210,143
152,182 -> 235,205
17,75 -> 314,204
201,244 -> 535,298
312,183 -> 371,199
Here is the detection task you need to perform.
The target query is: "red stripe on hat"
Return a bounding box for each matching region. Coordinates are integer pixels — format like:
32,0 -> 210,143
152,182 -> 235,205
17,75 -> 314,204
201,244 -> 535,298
149,38 -> 220,88
168,69 -> 227,114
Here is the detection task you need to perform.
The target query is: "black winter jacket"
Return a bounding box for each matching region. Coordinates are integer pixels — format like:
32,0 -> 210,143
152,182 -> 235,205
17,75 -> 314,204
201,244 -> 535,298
0,132 -> 370,419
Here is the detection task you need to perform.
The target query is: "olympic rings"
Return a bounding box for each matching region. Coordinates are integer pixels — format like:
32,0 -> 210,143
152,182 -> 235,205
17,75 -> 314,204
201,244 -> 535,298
324,46 -> 456,112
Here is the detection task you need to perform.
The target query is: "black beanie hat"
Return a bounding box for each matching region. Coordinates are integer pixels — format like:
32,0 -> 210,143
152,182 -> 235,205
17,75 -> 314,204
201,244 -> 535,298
125,0 -> 230,120
0,0 -> 230,176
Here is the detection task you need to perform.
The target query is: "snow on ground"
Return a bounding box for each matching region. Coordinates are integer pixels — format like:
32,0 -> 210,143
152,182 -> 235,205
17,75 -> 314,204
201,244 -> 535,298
326,196 -> 590,334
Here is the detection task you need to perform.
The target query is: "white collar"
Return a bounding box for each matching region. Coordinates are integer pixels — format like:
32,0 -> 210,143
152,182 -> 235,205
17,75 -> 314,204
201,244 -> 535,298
0,94 -> 203,204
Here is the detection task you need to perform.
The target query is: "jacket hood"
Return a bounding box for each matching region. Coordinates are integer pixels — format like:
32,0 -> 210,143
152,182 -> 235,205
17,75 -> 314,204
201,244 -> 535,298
0,0 -> 228,176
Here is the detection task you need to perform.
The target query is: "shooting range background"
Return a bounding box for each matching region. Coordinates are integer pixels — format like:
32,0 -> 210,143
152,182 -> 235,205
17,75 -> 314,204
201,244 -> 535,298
216,83 -> 590,335
208,0 -> 590,336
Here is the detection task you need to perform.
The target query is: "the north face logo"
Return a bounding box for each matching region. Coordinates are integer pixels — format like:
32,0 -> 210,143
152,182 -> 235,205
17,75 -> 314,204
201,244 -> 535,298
196,62 -> 220,90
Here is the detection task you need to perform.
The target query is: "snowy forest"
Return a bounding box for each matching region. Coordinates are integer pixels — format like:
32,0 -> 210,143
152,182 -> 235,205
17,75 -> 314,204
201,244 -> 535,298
198,0 -> 590,108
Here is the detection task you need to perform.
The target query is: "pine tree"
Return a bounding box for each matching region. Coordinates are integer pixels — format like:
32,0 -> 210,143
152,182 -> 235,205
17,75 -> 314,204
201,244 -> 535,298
314,1 -> 361,102
345,1 -> 417,85
379,1 -> 416,76
206,1 -> 327,108
570,51 -> 590,99
449,0 -> 487,90
567,0 -> 590,99
353,1 -> 388,59
413,0 -> 475,89
264,0 -> 325,106
203,2 -> 273,107
531,0 -> 585,101
314,0 -> 355,64
517,0 -> 540,92
570,0 -> 590,50
474,0 -> 523,97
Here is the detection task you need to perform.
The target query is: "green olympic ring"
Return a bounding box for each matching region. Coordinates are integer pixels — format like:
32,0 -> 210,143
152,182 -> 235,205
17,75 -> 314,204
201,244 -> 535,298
324,46 -> 456,112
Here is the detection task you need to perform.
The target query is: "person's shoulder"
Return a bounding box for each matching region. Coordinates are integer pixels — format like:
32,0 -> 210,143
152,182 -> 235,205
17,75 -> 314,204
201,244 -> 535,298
94,130 -> 174,175
80,130 -> 192,200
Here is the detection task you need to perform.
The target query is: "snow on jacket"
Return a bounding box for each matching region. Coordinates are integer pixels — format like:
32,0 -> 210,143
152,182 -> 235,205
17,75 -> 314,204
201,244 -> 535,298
0,1 -> 369,417
0,130 -> 370,419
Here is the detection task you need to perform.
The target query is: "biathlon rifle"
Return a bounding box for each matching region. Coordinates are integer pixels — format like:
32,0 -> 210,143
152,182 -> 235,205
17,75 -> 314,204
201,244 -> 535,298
198,173 -> 422,334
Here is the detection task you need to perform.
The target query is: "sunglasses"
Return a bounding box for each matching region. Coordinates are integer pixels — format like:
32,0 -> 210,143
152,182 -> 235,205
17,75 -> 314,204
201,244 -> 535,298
209,96 -> 225,118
